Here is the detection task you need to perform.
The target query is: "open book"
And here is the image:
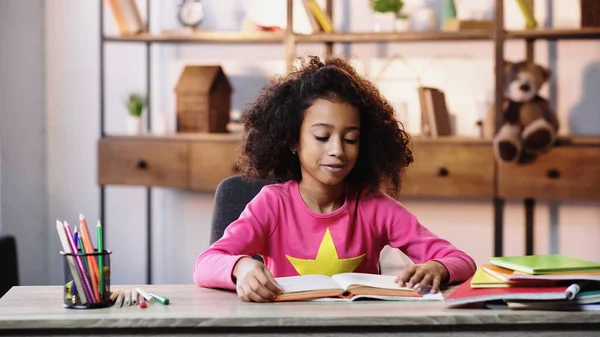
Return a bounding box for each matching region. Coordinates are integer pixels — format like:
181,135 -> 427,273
273,273 -> 444,302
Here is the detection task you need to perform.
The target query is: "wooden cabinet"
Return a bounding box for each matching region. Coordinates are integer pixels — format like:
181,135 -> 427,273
190,141 -> 241,191
97,135 -> 600,201
98,138 -> 190,189
98,134 -> 242,191
498,146 -> 600,200
401,139 -> 495,198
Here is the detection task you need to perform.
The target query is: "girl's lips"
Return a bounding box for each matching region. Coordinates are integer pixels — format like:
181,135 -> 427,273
323,165 -> 344,173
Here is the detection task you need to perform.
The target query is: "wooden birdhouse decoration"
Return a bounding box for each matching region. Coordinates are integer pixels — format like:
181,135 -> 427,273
174,65 -> 232,133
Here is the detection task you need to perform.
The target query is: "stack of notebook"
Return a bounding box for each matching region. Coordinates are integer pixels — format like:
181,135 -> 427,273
444,254 -> 600,310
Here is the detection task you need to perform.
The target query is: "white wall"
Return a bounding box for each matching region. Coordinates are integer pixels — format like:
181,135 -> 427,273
45,0 -> 104,285
0,0 -> 48,285
39,0 -> 600,286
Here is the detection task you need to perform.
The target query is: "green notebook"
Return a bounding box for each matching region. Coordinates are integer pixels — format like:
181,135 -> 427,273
489,254 -> 600,275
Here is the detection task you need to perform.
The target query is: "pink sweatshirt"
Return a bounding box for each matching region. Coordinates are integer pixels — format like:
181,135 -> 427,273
194,181 -> 476,290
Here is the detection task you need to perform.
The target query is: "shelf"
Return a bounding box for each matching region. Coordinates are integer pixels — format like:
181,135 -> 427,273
409,136 -> 491,145
103,31 -> 285,43
102,133 -> 492,145
102,132 -> 242,142
101,134 -> 600,147
295,31 -> 492,43
507,27 -> 600,40
103,28 -> 600,44
555,135 -> 600,146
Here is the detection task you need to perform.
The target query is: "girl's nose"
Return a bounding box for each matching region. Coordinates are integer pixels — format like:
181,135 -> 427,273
327,137 -> 344,157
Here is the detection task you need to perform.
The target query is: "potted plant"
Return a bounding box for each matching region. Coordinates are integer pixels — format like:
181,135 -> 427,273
394,10 -> 410,32
371,0 -> 407,32
124,92 -> 146,135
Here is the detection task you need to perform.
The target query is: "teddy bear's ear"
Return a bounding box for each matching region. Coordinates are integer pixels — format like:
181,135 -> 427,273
503,61 -> 514,74
538,65 -> 552,81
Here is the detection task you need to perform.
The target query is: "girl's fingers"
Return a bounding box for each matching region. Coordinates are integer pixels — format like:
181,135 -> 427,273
237,286 -> 249,302
407,269 -> 425,288
246,289 -> 267,302
248,276 -> 275,301
261,268 -> 284,294
416,274 -> 432,294
396,265 -> 417,286
431,275 -> 441,294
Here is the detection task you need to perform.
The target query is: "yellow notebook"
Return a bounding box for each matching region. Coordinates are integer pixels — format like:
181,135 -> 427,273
470,267 -> 509,288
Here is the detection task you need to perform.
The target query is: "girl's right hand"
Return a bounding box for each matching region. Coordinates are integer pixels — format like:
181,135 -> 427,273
232,257 -> 284,302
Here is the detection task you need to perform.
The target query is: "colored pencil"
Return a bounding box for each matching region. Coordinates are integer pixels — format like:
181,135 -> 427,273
55,220 -> 88,304
64,221 -> 96,304
76,228 -> 90,275
79,214 -> 100,291
73,229 -> 78,252
97,220 -> 104,300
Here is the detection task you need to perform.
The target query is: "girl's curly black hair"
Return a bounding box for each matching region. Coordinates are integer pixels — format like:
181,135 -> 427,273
238,55 -> 413,196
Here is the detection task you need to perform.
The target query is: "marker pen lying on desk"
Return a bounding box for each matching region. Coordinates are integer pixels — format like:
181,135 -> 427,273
115,291 -> 124,308
149,292 -> 169,305
139,294 -> 146,308
131,289 -> 139,305
124,290 -> 131,306
110,288 -> 122,302
135,287 -> 155,303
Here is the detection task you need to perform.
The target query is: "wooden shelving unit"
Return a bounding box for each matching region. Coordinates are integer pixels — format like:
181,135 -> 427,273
506,27 -> 600,39
99,0 -> 600,284
104,31 -> 286,43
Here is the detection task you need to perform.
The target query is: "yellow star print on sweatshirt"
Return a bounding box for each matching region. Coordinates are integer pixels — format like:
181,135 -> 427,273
285,228 -> 365,276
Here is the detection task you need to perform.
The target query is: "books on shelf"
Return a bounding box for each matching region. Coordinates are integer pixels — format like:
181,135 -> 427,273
273,273 -> 443,302
302,0 -> 333,33
105,0 -> 144,35
417,86 -> 452,137
446,254 -> 600,311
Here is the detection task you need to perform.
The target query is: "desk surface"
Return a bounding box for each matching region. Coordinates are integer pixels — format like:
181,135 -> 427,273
1,284 -> 599,336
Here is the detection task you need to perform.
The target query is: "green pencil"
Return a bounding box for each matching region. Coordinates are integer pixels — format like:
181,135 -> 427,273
97,220 -> 104,299
77,234 -> 91,279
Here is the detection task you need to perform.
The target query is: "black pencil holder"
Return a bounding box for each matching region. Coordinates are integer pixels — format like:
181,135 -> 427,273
60,249 -> 112,309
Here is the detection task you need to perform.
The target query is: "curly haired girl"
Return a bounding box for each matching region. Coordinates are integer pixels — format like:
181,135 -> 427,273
193,55 -> 476,302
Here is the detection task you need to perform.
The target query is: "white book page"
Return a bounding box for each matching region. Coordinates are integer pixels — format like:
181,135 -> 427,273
350,293 -> 444,301
275,275 -> 343,293
331,273 -> 414,291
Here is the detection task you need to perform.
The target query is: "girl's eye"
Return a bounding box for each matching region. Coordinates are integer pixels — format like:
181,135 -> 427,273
314,136 -> 329,142
344,139 -> 358,144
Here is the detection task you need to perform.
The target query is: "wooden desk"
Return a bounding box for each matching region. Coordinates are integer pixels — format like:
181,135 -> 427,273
1,284 -> 599,336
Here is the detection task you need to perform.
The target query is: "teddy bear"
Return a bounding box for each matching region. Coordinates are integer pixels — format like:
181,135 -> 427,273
483,60 -> 560,164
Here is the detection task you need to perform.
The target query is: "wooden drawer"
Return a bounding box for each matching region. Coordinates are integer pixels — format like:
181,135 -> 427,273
98,139 -> 190,188
190,141 -> 241,191
499,146 -> 600,200
401,142 -> 495,198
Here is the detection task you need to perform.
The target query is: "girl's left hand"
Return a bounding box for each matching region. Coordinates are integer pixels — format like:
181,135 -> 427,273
394,261 -> 449,294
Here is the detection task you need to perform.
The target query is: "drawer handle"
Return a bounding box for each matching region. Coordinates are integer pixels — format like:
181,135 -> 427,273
137,160 -> 148,170
437,167 -> 449,177
546,169 -> 560,179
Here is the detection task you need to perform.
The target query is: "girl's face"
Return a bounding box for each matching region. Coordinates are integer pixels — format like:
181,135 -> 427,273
294,98 -> 360,188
